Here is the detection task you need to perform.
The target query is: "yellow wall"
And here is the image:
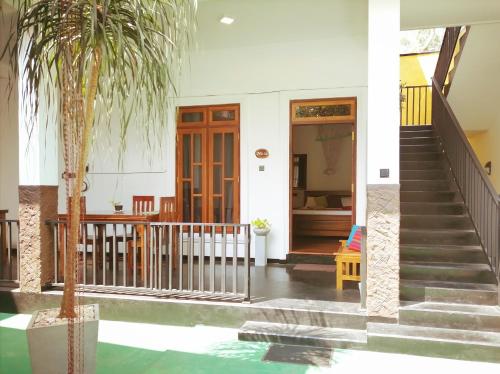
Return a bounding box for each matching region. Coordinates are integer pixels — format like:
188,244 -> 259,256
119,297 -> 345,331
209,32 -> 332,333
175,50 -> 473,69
400,53 -> 438,125
467,127 -> 500,194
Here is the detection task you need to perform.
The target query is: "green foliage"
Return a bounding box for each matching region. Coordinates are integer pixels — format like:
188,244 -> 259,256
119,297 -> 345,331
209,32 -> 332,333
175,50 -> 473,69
251,218 -> 271,230
4,0 -> 197,154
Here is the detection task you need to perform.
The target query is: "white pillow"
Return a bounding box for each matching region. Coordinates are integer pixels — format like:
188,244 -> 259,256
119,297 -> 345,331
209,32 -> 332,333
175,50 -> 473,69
341,196 -> 352,208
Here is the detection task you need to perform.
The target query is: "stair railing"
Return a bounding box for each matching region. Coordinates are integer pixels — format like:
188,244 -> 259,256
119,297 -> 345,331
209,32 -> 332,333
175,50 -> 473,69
434,27 -> 462,90
432,77 -> 500,280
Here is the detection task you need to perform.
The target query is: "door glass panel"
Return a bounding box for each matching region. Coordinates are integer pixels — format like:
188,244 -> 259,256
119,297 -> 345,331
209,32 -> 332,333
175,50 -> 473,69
194,134 -> 202,163
182,111 -> 204,123
212,110 -> 236,122
224,181 -> 234,223
183,182 -> 191,221
224,133 -> 234,178
194,166 -> 202,194
213,197 -> 222,223
194,197 -> 202,223
182,135 -> 191,178
213,165 -> 222,195
213,133 -> 222,162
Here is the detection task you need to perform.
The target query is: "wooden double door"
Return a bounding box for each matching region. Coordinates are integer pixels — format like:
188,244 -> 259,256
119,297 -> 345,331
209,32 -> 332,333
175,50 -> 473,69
176,104 -> 240,224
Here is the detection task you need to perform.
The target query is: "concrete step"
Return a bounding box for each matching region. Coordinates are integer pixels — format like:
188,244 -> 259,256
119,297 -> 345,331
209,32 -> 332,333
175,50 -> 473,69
238,321 -> 367,349
400,160 -> 443,170
367,322 -> 500,363
400,228 -> 479,246
400,125 -> 434,132
400,152 -> 442,162
400,191 -> 456,203
400,130 -> 435,138
400,180 -> 450,191
400,169 -> 447,180
400,144 -> 440,153
401,202 -> 465,215
400,244 -> 487,263
400,137 -> 438,146
399,302 -> 500,333
400,261 -> 497,284
400,279 -> 499,305
400,215 -> 474,230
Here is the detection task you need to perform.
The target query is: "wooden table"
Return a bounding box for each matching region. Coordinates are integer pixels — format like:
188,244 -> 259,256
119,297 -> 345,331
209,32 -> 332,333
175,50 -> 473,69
57,211 -> 159,279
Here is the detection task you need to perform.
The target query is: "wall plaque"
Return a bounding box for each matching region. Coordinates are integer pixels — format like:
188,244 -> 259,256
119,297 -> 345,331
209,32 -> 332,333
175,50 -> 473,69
255,149 -> 269,159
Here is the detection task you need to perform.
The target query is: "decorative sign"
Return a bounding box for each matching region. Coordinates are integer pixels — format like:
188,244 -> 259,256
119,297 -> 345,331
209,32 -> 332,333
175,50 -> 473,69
255,149 -> 269,159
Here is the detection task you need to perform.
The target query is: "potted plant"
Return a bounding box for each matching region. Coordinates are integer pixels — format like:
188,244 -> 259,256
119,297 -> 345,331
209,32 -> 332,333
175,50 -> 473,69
5,1 -> 196,372
251,218 -> 271,236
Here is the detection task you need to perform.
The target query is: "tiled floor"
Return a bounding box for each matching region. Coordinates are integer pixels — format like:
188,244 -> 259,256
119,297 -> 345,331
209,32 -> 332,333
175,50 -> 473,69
2,312 -> 500,374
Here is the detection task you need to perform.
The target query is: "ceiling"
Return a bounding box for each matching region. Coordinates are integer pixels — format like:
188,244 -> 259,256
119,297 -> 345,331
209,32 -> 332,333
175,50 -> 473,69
447,22 -> 500,131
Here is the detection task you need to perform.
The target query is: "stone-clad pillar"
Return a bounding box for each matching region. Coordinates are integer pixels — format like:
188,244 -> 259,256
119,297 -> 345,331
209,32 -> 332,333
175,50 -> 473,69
19,186 -> 58,292
17,38 -> 59,292
366,0 -> 400,319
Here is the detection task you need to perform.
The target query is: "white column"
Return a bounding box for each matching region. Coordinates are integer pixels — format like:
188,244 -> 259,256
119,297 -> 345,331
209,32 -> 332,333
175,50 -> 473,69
366,0 -> 400,319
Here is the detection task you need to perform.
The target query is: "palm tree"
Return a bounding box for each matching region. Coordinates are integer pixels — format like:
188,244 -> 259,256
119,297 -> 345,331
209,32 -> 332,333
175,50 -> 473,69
4,0 -> 196,368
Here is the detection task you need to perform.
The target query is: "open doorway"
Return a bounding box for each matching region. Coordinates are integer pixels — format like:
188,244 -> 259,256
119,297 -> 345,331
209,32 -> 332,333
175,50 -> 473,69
289,98 -> 356,258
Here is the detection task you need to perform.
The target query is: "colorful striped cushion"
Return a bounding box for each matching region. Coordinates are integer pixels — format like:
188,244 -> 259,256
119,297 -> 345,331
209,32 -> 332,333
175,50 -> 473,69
347,226 -> 362,252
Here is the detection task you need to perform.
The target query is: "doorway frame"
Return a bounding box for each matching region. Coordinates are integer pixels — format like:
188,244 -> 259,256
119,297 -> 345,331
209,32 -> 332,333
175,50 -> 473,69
289,97 -> 357,254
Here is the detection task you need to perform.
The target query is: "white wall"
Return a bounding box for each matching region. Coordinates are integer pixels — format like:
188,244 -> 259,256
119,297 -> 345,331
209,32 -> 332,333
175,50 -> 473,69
61,0 -> 369,260
292,125 -> 353,192
0,13 -> 19,218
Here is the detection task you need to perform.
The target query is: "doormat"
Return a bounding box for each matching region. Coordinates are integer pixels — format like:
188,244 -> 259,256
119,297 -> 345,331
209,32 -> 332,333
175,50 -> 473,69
263,344 -> 333,367
292,264 -> 336,272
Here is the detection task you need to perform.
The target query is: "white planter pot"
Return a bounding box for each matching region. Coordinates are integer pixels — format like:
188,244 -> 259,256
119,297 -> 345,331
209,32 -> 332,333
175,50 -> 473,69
253,228 -> 270,266
27,304 -> 99,374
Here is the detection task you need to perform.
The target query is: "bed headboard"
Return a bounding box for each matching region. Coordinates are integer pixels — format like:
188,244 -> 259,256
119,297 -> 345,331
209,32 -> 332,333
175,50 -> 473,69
304,190 -> 352,209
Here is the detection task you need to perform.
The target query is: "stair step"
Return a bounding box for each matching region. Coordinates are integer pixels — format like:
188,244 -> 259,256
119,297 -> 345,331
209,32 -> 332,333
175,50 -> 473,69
400,279 -> 499,305
400,261 -> 496,284
401,191 -> 456,202
400,125 -> 434,132
401,228 -> 479,246
400,180 -> 450,191
399,302 -> 500,332
400,244 -> 487,263
400,169 -> 447,180
401,202 -> 465,215
238,321 -> 367,349
400,137 -> 438,146
400,130 -> 435,139
400,160 -> 443,170
401,144 -> 440,153
400,215 -> 474,230
367,322 -> 500,363
401,152 -> 442,161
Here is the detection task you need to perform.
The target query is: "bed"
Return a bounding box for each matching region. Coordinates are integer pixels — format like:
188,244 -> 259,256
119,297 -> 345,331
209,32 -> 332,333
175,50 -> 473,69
292,190 -> 352,237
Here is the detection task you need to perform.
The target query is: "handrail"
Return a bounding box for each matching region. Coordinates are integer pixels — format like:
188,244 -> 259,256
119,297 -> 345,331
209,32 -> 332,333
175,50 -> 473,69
434,27 -> 462,89
432,77 -> 499,279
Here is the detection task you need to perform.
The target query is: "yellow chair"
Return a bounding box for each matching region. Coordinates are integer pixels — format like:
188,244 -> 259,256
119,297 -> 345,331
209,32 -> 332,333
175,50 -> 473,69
335,239 -> 361,290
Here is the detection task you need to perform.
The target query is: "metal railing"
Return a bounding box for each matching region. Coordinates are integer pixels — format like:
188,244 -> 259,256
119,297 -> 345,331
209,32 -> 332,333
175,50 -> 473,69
432,78 -> 500,279
0,219 -> 20,284
46,220 -> 251,302
400,85 -> 432,126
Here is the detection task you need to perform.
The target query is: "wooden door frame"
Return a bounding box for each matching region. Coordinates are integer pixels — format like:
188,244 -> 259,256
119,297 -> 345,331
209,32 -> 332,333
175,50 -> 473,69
289,97 -> 357,253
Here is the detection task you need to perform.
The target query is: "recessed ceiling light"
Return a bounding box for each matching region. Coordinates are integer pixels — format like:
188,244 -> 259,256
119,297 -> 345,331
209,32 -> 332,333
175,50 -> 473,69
220,16 -> 234,25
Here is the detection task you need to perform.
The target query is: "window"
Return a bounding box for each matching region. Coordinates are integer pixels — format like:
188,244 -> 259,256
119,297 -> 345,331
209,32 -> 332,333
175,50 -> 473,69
177,104 -> 240,223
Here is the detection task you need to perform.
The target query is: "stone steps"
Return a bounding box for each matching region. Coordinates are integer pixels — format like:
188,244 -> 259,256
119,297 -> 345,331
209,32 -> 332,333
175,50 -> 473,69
401,202 -> 465,215
400,244 -> 487,263
367,322 -> 500,363
400,191 -> 456,202
238,321 -> 367,349
400,152 -> 442,162
399,302 -> 500,332
400,180 -> 450,191
401,215 -> 473,230
400,137 -> 438,146
400,144 -> 440,153
400,160 -> 443,170
400,261 -> 496,284
400,228 -> 479,246
400,169 -> 447,180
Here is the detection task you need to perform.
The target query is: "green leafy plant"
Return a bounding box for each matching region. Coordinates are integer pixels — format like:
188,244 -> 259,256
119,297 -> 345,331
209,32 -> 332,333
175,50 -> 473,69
251,218 -> 271,230
4,0 -> 197,368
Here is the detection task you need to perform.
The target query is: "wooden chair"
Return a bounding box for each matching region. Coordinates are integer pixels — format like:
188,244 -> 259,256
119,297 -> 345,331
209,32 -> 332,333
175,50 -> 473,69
127,196 -> 155,277
334,240 -> 361,290
158,197 -> 178,269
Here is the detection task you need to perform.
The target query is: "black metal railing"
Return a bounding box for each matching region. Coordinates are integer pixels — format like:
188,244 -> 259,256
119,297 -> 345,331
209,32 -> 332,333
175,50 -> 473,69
400,85 -> 432,126
46,220 -> 251,302
432,78 -> 499,279
0,219 -> 20,283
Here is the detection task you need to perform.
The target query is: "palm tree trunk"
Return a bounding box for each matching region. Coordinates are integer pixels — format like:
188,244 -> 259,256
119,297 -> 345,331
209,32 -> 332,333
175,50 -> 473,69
59,47 -> 102,318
